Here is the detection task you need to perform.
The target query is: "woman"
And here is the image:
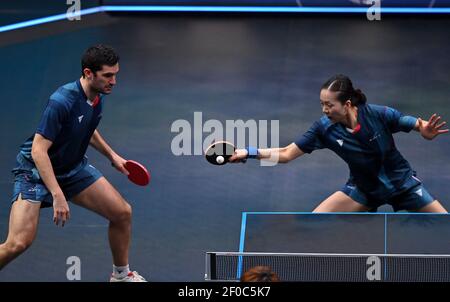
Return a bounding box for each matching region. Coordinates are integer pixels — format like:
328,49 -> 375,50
230,74 -> 448,213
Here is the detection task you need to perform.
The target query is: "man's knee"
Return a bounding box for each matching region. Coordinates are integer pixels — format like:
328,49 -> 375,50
4,238 -> 33,256
111,202 -> 132,224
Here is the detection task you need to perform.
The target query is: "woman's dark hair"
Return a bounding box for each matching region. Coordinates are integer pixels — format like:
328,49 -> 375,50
321,74 -> 367,106
240,266 -> 280,282
81,44 -> 119,77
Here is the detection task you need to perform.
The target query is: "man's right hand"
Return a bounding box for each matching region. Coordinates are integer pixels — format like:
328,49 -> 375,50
53,192 -> 70,227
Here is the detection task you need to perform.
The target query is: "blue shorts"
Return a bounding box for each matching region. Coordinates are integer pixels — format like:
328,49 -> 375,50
11,163 -> 103,208
341,180 -> 435,212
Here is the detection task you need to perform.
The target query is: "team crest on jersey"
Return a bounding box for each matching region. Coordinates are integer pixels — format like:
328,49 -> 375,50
78,115 -> 84,123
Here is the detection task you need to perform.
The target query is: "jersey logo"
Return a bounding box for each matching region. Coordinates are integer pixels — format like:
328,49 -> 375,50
78,115 -> 84,123
414,188 -> 423,197
336,139 -> 344,147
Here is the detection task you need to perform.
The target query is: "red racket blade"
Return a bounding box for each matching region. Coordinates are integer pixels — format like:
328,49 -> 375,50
125,160 -> 150,186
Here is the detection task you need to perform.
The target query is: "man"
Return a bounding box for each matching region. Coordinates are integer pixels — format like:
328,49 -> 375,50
0,44 -> 146,282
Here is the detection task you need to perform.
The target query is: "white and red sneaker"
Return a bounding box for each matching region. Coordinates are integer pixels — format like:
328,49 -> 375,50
110,271 -> 147,282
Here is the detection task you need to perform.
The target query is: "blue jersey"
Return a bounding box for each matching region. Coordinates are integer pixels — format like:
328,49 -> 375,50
15,80 -> 103,177
295,104 -> 419,200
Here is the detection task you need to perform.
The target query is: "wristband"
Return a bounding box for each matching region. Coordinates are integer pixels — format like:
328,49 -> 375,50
245,147 -> 259,159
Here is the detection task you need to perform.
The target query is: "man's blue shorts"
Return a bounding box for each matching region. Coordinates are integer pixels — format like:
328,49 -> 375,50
11,155 -> 103,208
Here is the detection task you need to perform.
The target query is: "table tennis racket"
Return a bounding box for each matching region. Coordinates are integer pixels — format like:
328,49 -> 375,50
205,141 -> 236,165
125,160 -> 150,186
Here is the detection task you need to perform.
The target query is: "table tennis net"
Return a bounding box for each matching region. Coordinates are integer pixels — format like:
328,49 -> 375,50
205,252 -> 450,282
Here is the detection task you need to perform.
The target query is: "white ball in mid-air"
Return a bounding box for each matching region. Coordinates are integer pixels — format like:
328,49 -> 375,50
216,156 -> 225,164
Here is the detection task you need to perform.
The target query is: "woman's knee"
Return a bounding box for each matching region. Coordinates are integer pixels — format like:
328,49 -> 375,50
417,200 -> 448,213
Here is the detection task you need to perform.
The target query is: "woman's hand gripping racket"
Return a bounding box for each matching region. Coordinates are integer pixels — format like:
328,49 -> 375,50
205,141 -> 240,165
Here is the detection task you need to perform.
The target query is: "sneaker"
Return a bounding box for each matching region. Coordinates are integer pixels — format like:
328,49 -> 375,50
110,271 -> 147,282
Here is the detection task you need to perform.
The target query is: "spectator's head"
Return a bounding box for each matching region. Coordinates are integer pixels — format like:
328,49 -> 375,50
240,266 -> 280,282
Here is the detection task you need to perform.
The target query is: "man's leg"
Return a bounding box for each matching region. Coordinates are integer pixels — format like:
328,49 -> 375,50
313,191 -> 371,212
0,196 -> 41,270
71,177 -> 132,267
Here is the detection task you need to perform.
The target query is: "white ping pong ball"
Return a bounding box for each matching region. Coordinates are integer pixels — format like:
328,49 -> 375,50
216,156 -> 225,164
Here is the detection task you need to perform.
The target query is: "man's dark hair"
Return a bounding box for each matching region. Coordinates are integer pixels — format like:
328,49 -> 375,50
81,44 -> 119,77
